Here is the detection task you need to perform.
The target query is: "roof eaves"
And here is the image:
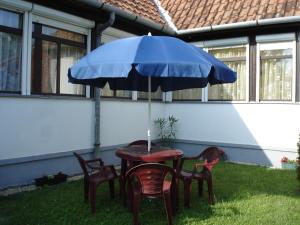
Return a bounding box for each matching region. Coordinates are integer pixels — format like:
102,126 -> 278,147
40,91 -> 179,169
152,0 -> 178,32
177,16 -> 300,35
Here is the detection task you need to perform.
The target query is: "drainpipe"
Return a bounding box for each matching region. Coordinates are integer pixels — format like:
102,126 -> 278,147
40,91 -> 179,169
75,0 -> 175,35
94,12 -> 115,150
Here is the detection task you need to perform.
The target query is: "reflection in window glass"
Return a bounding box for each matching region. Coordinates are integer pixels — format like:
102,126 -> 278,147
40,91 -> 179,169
0,8 -> 21,29
42,25 -> 85,43
173,88 -> 202,101
138,87 -> 162,100
31,23 -> 86,95
116,90 -> 132,98
100,83 -> 132,98
60,44 -> 85,95
41,41 -> 57,94
101,83 -> 114,97
0,31 -> 22,92
259,42 -> 293,101
208,46 -> 246,101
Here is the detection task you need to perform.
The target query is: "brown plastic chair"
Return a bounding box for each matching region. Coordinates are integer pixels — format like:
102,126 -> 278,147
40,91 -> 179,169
126,163 -> 175,225
73,152 -> 119,214
179,146 -> 224,207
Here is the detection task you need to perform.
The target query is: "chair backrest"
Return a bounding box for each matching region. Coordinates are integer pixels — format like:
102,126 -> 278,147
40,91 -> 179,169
73,152 -> 89,177
127,140 -> 157,147
126,163 -> 175,196
199,147 -> 224,171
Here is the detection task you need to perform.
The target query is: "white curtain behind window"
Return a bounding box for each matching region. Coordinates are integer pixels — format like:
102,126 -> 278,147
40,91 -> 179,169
208,47 -> 246,101
0,32 -> 22,92
260,57 -> 292,101
60,44 -> 85,95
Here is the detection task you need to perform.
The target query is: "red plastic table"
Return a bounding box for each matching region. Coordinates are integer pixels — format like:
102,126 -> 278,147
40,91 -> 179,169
116,145 -> 183,210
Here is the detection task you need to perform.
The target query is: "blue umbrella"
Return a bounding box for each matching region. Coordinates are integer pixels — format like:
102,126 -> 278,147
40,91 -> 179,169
68,35 -> 236,151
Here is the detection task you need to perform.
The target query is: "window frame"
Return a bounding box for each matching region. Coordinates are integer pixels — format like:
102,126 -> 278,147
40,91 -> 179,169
0,1 -> 94,98
30,22 -> 87,96
206,45 -> 249,102
187,37 -> 250,103
29,14 -> 92,97
256,38 -> 296,103
0,7 -> 24,94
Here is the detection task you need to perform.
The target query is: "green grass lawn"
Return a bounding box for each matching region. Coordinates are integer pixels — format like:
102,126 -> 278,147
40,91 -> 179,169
0,162 -> 299,225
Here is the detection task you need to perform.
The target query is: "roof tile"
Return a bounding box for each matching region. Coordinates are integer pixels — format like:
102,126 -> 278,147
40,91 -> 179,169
100,0 -> 300,31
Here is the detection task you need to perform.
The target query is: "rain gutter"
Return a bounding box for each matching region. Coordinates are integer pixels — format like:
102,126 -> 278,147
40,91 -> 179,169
75,0 -> 175,35
177,16 -> 300,35
94,11 -> 115,149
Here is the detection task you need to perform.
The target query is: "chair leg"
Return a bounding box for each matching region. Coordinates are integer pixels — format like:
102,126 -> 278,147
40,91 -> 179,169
89,184 -> 97,214
183,178 -> 192,208
207,177 -> 214,205
198,180 -> 203,197
128,183 -> 133,212
84,178 -> 89,202
109,180 -> 115,199
163,191 -> 173,225
132,192 -> 141,225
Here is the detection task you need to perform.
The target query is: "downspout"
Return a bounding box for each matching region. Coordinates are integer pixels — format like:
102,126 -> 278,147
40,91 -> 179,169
94,12 -> 115,149
75,0 -> 175,35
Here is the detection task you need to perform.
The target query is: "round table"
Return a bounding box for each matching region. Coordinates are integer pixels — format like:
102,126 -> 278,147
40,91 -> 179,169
116,145 -> 183,210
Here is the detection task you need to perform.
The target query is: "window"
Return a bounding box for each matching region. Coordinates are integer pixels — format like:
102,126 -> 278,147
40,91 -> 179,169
258,42 -> 293,101
172,88 -> 202,101
31,23 -> 86,95
0,8 -> 22,93
100,83 -> 132,99
138,87 -> 162,101
208,46 -> 247,101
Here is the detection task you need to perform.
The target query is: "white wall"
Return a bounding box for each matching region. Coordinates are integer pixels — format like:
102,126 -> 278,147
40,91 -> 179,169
0,97 -> 94,160
165,102 -> 300,151
0,97 -> 165,160
100,100 -> 165,146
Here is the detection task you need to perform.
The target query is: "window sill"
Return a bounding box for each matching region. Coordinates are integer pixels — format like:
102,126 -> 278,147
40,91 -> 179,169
0,93 -> 92,101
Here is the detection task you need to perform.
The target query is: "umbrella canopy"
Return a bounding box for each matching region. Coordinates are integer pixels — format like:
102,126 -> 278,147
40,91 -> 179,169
68,36 -> 236,92
68,35 -> 237,152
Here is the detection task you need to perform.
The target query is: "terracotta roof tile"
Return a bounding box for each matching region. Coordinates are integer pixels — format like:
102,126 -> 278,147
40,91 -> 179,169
102,0 -> 165,25
98,0 -> 300,31
160,0 -> 300,30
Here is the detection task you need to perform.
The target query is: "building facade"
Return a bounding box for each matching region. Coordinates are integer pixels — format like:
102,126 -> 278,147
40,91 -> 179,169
0,0 -> 299,188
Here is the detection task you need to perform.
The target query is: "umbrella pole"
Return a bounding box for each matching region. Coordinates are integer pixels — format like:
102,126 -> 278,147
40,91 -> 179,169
148,75 -> 151,153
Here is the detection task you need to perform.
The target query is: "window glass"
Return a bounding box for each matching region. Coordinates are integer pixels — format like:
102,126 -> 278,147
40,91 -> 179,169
0,8 -> 22,93
42,25 -> 85,43
0,31 -> 22,92
101,83 -> 114,97
41,41 -> 57,94
208,46 -> 246,101
31,23 -> 86,95
0,8 -> 22,29
60,44 -> 85,95
173,88 -> 202,101
259,42 -> 293,101
138,87 -> 162,100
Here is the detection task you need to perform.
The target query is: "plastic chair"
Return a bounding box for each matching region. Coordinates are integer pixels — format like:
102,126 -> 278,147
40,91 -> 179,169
73,152 -> 119,214
179,147 -> 224,207
126,163 -> 175,225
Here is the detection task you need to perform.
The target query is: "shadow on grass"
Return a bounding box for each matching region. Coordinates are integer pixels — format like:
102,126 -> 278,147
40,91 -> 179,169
0,161 -> 299,225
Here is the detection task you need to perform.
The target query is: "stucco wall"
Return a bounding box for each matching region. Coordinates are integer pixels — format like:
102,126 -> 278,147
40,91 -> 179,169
0,97 -> 164,160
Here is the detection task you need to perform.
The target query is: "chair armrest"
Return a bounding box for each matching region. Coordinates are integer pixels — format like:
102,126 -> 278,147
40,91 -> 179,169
85,158 -> 104,166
